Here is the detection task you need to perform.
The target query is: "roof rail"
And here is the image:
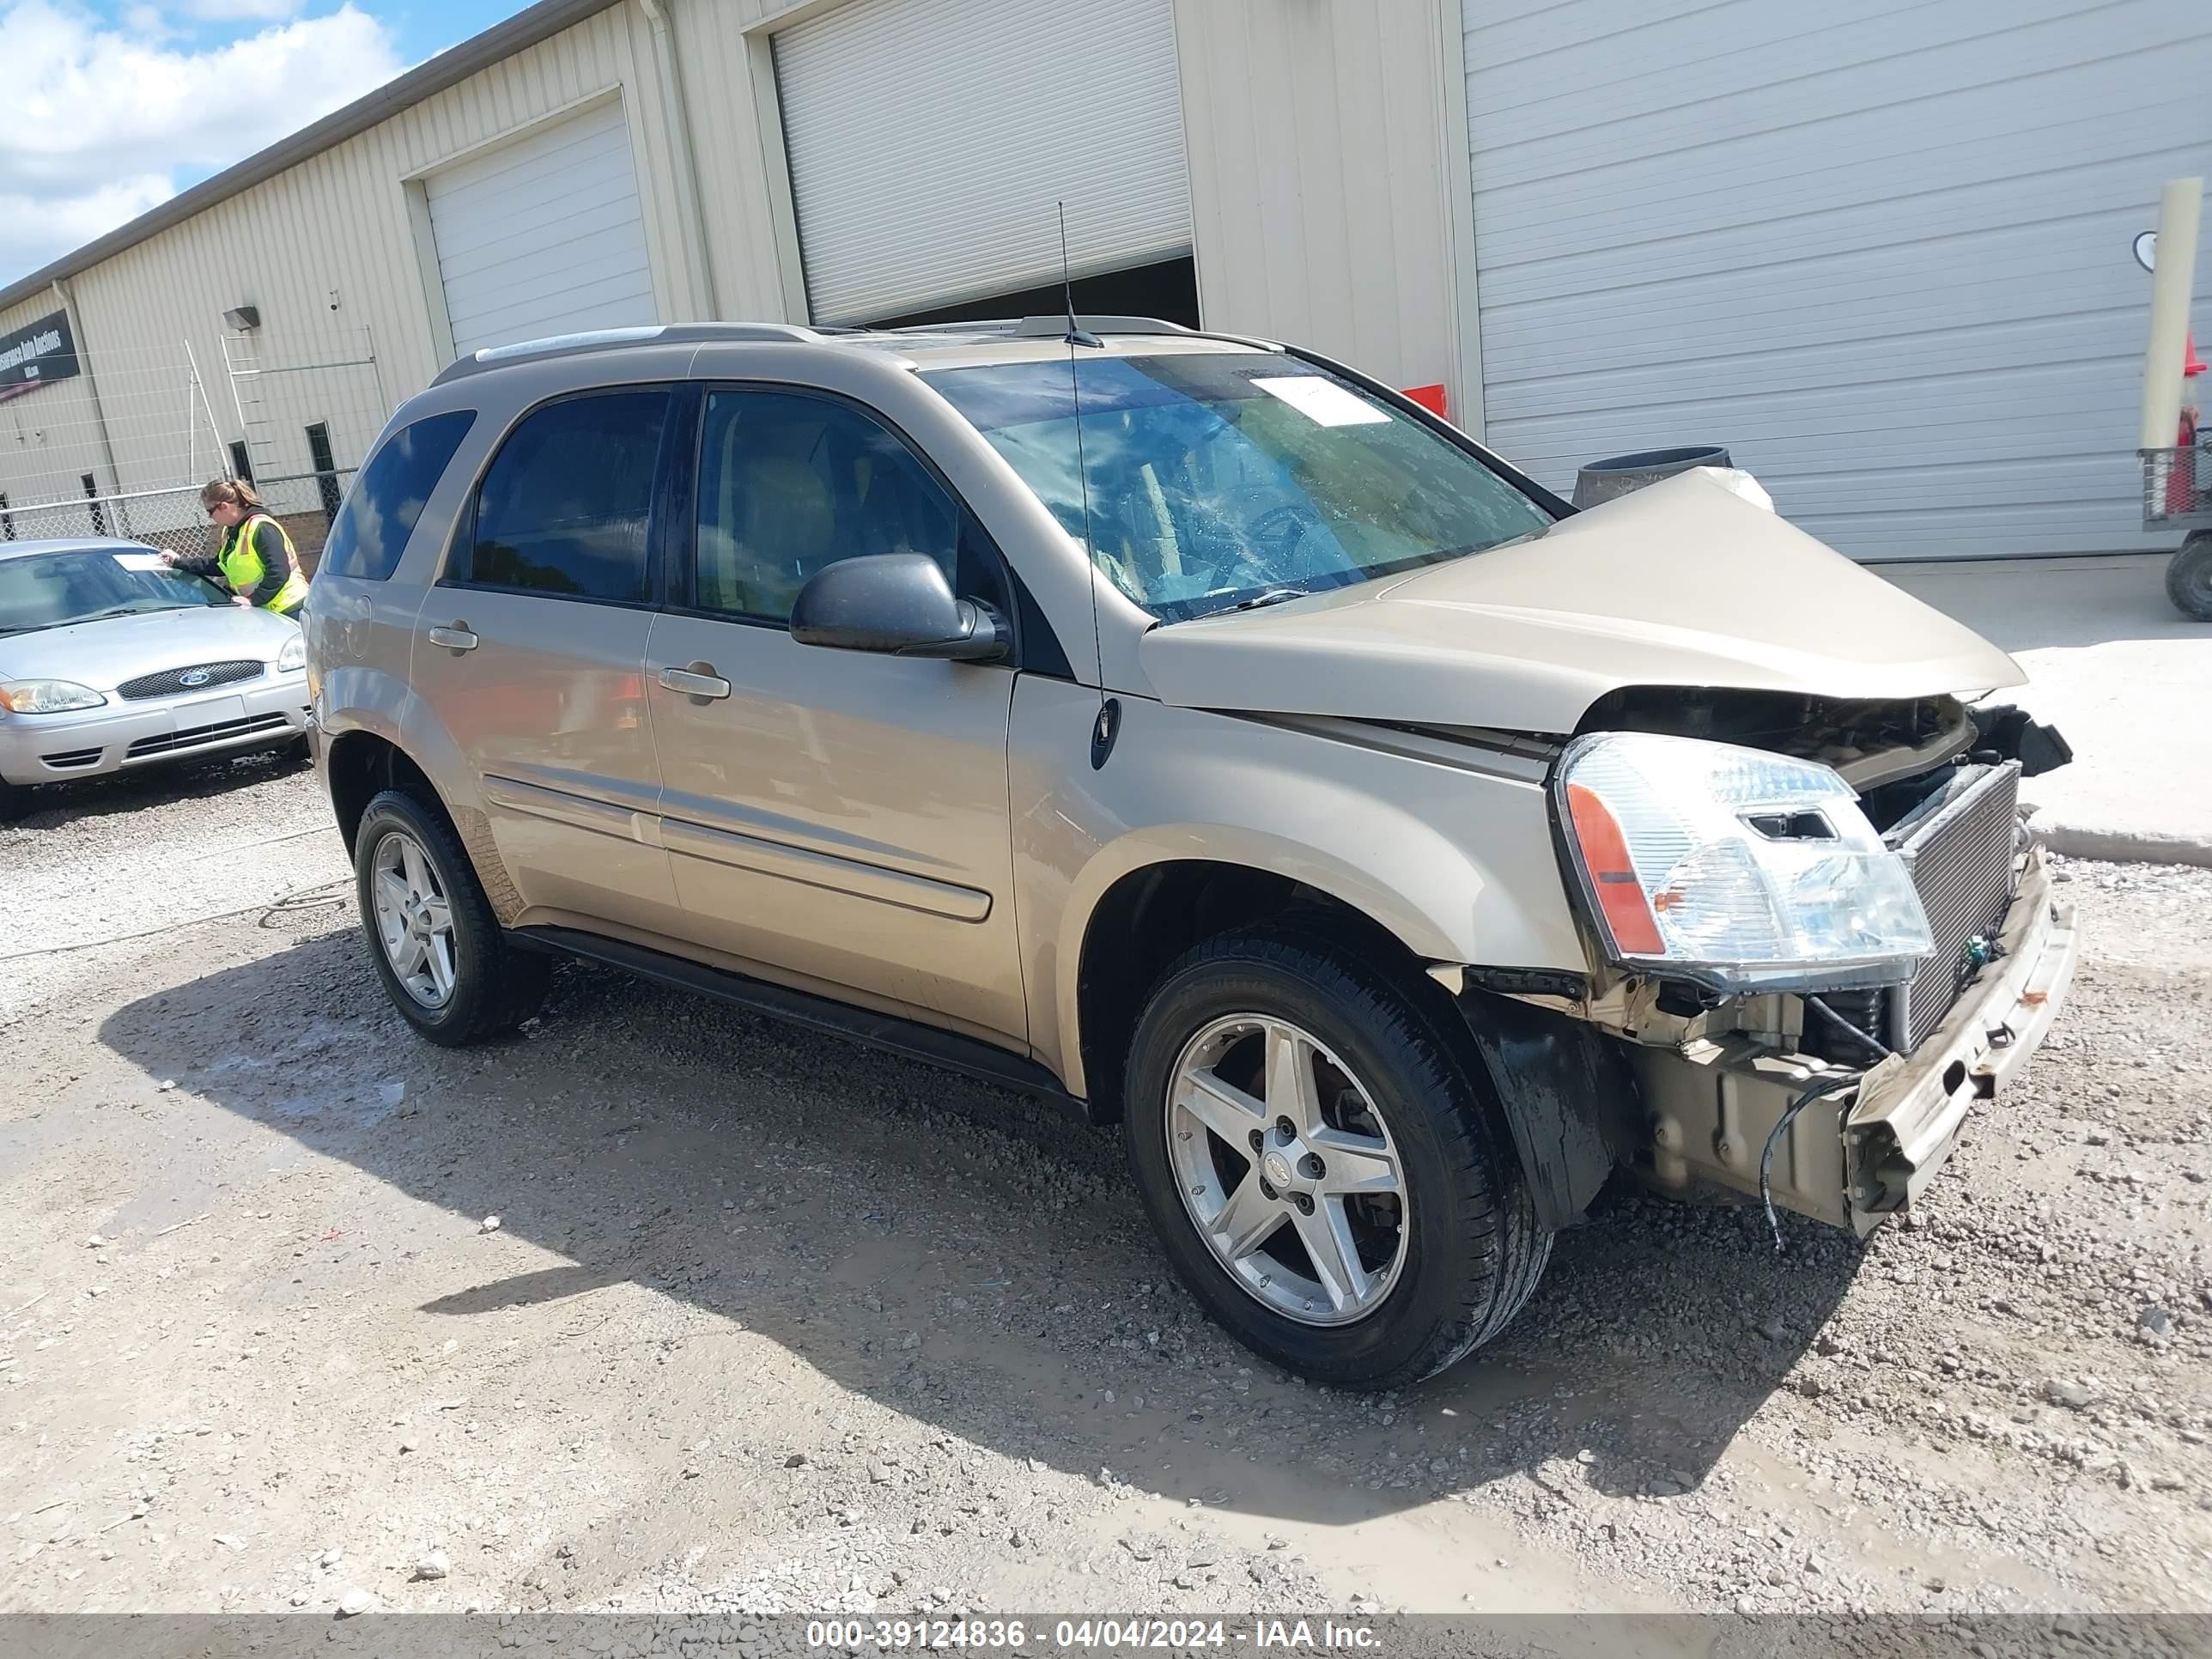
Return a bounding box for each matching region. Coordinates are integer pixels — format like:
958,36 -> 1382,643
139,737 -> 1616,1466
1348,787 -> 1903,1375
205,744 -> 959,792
881,315 -> 1197,339
430,321 -> 823,386
1009,315 -> 1194,337
883,319 -> 1018,334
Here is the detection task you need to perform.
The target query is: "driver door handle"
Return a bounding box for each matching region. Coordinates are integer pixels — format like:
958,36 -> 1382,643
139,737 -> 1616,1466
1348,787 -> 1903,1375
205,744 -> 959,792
427,624 -> 477,652
659,664 -> 732,701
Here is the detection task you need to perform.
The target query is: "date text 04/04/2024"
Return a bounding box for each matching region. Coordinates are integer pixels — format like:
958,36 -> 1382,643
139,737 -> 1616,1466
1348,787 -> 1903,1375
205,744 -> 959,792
805,1620 -> 1382,1650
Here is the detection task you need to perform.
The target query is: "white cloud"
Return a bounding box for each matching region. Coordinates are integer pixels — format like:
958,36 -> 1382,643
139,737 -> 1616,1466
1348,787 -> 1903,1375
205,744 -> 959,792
179,0 -> 305,20
0,1 -> 406,285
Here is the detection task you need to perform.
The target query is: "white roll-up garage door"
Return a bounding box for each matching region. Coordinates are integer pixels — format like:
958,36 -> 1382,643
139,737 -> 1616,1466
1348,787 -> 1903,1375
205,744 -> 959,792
773,0 -> 1193,325
425,99 -> 659,362
1462,1 -> 2212,558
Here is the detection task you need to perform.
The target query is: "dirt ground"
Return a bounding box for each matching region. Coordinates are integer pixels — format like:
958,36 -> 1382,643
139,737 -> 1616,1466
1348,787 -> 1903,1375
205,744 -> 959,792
3,761 -> 2209,1621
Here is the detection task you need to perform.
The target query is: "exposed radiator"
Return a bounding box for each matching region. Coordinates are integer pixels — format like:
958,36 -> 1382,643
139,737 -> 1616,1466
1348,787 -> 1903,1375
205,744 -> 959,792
1885,762 -> 2021,1050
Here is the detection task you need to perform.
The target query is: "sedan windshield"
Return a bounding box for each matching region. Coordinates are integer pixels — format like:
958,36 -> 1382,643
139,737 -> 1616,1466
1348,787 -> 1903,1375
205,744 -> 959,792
0,548 -> 224,636
924,352 -> 1554,621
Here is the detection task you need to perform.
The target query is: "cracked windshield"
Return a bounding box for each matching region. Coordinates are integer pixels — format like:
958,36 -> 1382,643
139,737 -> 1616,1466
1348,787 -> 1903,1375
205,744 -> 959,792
926,353 -> 1554,621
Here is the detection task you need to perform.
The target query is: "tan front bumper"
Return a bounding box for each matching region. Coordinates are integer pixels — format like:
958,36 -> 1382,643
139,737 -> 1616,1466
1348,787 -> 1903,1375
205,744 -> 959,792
1631,847 -> 2080,1233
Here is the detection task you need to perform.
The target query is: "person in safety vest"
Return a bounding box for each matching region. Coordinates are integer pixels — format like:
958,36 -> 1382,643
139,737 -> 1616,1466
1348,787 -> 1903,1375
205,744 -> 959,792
161,478 -> 309,615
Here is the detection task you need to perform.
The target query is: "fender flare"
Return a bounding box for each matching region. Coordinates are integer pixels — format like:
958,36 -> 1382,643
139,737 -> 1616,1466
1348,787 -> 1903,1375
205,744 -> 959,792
1053,830 -> 1628,1230
1053,818 -> 1550,1103
317,672 -> 525,926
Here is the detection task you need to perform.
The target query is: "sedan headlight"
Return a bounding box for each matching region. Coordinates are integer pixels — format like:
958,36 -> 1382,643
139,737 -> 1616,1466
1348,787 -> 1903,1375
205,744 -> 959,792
0,678 -> 107,714
1557,732 -> 1932,994
276,632 -> 307,672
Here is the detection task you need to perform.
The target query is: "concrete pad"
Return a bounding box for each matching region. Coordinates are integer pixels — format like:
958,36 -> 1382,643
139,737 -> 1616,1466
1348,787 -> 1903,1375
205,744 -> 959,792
1880,554 -> 2212,866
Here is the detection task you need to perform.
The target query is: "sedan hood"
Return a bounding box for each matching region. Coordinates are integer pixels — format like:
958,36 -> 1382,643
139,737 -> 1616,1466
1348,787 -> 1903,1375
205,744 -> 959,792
0,604 -> 295,691
1137,468 -> 2023,734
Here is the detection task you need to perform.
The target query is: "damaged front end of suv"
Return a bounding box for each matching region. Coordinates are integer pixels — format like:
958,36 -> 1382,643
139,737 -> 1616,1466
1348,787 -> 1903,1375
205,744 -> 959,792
1139,455 -> 2086,1246
1505,684 -> 2078,1236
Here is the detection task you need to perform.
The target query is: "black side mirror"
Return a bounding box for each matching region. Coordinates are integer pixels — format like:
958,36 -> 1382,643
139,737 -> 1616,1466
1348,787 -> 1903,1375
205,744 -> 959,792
788,553 -> 1008,662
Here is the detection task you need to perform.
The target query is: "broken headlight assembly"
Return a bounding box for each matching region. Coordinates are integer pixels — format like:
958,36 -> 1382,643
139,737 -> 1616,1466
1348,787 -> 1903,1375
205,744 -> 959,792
1556,731 -> 1933,994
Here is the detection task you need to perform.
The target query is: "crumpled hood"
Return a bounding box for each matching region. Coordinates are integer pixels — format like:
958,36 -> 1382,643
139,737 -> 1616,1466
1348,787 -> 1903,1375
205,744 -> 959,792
1137,468 -> 2024,734
0,604 -> 296,691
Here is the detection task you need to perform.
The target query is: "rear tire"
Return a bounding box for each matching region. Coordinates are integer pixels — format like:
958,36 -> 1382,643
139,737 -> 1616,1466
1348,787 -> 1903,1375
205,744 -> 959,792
2168,532 -> 2212,622
1123,928 -> 1550,1389
355,788 -> 548,1046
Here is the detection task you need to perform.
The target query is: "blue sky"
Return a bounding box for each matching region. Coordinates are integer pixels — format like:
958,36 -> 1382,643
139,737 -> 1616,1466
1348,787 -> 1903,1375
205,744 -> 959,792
161,0 -> 525,197
0,0 -> 530,286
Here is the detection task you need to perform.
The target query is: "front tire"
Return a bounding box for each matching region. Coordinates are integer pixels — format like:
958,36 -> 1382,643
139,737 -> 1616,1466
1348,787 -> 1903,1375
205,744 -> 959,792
355,788 -> 548,1046
1123,929 -> 1549,1389
2169,532 -> 2212,622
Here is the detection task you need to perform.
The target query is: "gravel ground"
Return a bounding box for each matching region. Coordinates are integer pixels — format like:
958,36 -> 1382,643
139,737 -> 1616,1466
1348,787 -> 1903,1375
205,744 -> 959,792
2,768 -> 2209,1621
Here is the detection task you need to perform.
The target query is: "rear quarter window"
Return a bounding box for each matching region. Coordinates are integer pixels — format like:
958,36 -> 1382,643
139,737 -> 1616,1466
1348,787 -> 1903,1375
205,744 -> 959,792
319,410 -> 477,582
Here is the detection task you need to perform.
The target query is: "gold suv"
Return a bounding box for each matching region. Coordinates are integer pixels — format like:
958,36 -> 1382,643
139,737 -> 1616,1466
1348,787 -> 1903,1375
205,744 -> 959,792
306,319 -> 2078,1388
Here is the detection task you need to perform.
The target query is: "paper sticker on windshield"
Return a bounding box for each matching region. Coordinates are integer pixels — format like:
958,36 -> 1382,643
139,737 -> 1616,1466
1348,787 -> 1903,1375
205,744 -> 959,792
1251,376 -> 1390,428
112,551 -> 166,571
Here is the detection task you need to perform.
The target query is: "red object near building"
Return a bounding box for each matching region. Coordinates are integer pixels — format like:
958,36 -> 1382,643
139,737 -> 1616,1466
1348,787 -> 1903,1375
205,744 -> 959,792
2170,404 -> 2198,517
1401,383 -> 1449,418
2170,331 -> 2203,518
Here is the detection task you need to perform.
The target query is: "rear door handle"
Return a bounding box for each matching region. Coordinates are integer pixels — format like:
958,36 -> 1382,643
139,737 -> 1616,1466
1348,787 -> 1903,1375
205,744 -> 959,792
659,664 -> 731,701
427,624 -> 478,652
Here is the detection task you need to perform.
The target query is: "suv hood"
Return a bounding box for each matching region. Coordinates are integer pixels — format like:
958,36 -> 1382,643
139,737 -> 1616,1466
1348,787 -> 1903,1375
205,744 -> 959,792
1137,468 -> 2023,735
0,604 -> 295,691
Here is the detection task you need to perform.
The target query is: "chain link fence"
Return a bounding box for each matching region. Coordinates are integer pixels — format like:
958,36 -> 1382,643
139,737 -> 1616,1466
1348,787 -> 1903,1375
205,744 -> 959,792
0,324 -> 381,574
0,337 -> 226,510
0,467 -> 356,572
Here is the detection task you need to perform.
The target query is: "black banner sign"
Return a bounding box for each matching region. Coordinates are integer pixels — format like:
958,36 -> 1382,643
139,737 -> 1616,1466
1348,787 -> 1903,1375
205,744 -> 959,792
0,308 -> 81,403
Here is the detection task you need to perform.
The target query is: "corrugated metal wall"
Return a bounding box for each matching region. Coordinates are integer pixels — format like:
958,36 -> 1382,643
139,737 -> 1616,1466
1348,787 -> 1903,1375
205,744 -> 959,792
8,1 -> 781,512
4,0 -> 1483,519
1176,0 -> 1476,419
40,0 -> 2199,566
0,293 -> 111,513
1462,0 -> 2212,558
666,0 -> 811,325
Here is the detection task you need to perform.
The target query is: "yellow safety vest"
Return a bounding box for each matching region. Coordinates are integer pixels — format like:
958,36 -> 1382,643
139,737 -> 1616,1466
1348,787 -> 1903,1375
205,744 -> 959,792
218,513 -> 309,613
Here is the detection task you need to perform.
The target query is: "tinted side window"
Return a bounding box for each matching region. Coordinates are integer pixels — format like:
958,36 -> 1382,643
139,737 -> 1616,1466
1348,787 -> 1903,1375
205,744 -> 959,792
319,410 -> 477,582
458,391 -> 668,601
694,390 -> 957,623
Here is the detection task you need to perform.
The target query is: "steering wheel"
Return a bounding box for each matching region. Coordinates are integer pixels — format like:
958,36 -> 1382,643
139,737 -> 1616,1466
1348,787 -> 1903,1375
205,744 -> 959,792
1215,502 -> 1316,588
1245,502 -> 1313,555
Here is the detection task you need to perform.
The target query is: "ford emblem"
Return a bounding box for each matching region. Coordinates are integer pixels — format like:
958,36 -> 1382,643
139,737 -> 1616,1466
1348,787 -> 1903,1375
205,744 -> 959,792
179,668 -> 210,687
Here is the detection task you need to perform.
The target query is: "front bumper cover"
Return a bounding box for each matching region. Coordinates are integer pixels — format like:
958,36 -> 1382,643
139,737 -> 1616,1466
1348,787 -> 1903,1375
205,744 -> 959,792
0,672 -> 311,786
1632,845 -> 2078,1232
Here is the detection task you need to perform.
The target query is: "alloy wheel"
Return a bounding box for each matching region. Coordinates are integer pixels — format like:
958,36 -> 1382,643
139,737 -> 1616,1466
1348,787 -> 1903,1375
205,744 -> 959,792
370,829 -> 458,1009
1166,1014 -> 1408,1326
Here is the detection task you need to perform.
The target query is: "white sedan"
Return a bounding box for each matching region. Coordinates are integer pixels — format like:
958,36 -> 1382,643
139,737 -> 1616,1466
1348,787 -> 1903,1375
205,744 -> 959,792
0,538 -> 311,817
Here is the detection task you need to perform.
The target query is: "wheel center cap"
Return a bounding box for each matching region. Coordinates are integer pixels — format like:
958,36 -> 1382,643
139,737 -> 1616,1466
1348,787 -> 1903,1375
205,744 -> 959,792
1261,1151 -> 1295,1191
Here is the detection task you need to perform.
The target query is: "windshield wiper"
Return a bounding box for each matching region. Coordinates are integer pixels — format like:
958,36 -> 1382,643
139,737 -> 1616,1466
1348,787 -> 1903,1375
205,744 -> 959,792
67,607 -> 156,625
1224,586 -> 1311,613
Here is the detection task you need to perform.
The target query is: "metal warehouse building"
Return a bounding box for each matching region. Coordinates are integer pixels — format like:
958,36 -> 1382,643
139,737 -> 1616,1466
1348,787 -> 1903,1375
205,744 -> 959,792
1,0 -> 2205,563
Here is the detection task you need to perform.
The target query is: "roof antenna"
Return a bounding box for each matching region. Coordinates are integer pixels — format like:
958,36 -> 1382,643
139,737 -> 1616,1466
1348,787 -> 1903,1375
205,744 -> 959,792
1060,203 -> 1103,351
1058,200 -> 1117,769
